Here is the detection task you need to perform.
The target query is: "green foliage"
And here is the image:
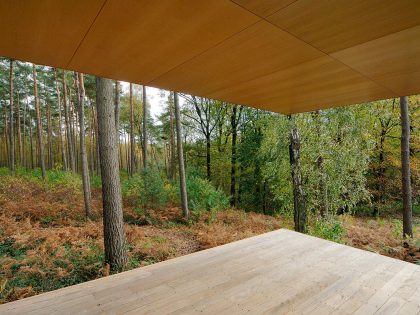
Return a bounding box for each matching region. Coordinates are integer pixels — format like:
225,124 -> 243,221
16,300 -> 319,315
122,167 -> 168,209
186,175 -> 229,213
310,218 -> 344,243
392,219 -> 403,239
0,239 -> 27,259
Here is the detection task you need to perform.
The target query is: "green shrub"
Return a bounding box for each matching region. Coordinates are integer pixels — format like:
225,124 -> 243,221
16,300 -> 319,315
122,168 -> 168,209
186,175 -> 229,213
310,217 -> 344,243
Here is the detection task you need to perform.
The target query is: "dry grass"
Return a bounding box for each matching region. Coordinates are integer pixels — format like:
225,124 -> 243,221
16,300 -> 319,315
341,215 -> 420,263
0,176 -> 280,303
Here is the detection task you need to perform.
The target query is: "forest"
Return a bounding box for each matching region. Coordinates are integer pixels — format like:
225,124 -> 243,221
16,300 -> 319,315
0,58 -> 419,303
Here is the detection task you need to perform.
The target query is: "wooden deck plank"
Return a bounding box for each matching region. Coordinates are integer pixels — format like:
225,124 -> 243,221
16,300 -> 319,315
0,229 -> 419,315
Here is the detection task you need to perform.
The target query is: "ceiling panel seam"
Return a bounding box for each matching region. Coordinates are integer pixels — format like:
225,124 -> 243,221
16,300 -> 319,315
241,15 -> 398,96
229,0 -> 300,19
145,20 -> 263,85
66,0 -> 108,69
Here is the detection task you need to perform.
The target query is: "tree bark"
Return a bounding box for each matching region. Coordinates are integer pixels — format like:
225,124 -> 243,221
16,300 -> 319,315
46,101 -> 52,169
115,81 -> 121,170
129,83 -> 136,176
77,73 -> 92,219
206,132 -> 211,180
289,116 -> 307,233
400,96 -> 413,238
169,92 -> 176,181
22,98 -> 27,168
29,115 -> 34,169
55,69 -> 67,170
142,86 -> 148,169
174,92 -> 189,219
9,59 -> 15,173
115,81 -> 120,132
230,105 -> 242,207
17,93 -> 22,166
63,71 -> 76,172
3,101 -> 9,168
96,77 -> 128,270
33,65 -> 46,180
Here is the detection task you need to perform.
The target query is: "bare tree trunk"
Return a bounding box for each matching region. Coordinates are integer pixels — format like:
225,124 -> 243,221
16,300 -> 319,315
115,81 -> 120,132
63,71 -> 76,172
33,64 -> 46,180
142,86 -> 148,169
69,91 -> 77,171
46,101 -> 52,169
93,106 -> 101,176
289,116 -> 307,233
230,105 -> 242,207
206,132 -> 211,180
96,77 -> 127,270
129,83 -> 136,176
169,92 -> 176,181
22,98 -> 27,168
3,102 -> 9,167
77,73 -> 92,218
55,69 -> 67,170
17,93 -> 22,166
115,81 -> 121,170
400,96 -> 413,238
174,92 -> 189,219
89,108 -> 95,175
9,59 -> 15,174
29,115 -> 34,169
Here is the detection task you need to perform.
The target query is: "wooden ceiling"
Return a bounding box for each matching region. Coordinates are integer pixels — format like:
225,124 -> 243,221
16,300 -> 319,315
1,0 -> 419,114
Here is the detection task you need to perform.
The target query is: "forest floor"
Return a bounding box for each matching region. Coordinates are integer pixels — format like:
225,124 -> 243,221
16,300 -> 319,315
0,173 -> 419,304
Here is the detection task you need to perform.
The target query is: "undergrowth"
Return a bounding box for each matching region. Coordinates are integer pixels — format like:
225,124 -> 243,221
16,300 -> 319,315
1,168 -> 418,304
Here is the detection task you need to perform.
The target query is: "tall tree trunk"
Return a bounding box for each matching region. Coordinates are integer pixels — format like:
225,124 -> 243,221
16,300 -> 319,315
3,101 -> 9,167
9,59 -> 15,174
206,131 -> 211,180
89,108 -> 95,175
63,71 -> 76,172
169,92 -> 176,181
69,90 -> 77,171
115,81 -> 120,132
115,81 -> 121,170
289,116 -> 307,233
33,64 -> 46,180
92,102 -> 101,176
96,77 -> 128,270
129,83 -> 135,176
55,69 -> 67,170
142,86 -> 148,169
230,105 -> 238,207
46,101 -> 52,169
400,96 -> 413,238
76,73 -> 92,218
17,93 -> 22,166
29,115 -> 34,169
174,92 -> 189,219
22,98 -> 27,168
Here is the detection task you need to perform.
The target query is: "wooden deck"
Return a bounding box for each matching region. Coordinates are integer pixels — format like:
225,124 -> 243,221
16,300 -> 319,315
1,229 -> 419,314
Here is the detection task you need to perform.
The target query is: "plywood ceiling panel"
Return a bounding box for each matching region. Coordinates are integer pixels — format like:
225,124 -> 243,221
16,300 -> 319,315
68,0 -> 259,84
150,21 -> 323,97
268,0 -> 420,53
332,25 -> 420,96
0,0 -> 105,68
0,1 -> 419,114
230,0 -> 296,18
208,57 -> 393,114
